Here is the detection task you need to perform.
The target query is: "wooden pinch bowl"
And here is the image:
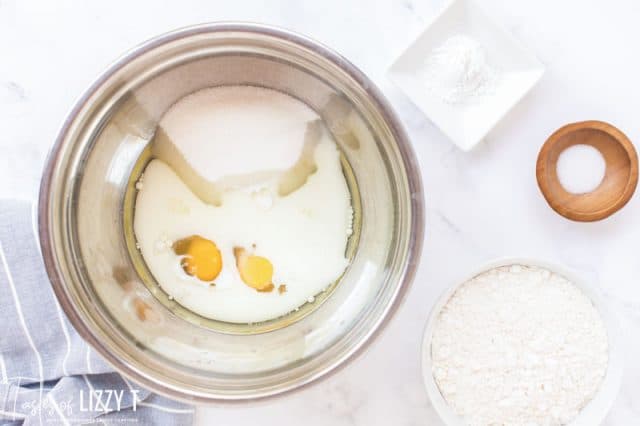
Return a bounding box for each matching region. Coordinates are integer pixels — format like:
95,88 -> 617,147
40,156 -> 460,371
536,120 -> 638,222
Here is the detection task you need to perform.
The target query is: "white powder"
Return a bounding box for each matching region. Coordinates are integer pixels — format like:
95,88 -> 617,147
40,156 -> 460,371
155,85 -> 315,183
151,86 -> 319,206
421,35 -> 498,104
556,144 -> 606,194
431,265 -> 608,425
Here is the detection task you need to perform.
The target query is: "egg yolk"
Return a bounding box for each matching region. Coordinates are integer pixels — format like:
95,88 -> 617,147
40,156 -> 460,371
173,235 -> 222,282
234,247 -> 274,292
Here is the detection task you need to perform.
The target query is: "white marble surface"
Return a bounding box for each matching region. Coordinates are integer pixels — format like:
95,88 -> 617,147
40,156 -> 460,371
2,0 -> 639,424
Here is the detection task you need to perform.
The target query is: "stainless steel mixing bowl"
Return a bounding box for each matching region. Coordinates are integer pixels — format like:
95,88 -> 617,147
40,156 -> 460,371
39,23 -> 423,402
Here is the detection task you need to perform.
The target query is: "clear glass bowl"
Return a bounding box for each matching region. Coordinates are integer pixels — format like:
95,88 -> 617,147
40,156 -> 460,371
421,258 -> 623,425
39,23 -> 424,402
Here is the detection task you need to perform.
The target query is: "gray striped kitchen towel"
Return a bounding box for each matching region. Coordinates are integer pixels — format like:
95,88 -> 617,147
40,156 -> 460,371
0,199 -> 194,425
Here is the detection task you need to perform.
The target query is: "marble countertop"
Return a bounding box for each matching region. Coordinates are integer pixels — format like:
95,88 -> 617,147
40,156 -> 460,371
2,0 -> 639,424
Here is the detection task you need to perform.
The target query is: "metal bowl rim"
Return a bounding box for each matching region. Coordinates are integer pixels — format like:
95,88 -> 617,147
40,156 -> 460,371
38,21 -> 425,403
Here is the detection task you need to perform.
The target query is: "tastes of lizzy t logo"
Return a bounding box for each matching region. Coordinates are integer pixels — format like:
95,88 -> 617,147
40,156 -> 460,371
79,389 -> 140,413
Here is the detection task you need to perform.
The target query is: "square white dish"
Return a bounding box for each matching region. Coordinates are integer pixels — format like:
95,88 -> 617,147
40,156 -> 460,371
388,0 -> 545,151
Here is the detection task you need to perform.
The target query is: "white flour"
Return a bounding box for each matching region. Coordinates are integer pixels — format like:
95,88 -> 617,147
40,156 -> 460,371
431,265 -> 608,425
421,34 -> 498,104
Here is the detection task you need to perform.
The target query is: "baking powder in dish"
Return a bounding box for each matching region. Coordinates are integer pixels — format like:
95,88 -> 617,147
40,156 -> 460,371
421,34 -> 498,104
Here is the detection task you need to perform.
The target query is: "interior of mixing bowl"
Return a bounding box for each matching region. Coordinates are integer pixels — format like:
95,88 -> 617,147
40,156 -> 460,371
39,24 -> 422,401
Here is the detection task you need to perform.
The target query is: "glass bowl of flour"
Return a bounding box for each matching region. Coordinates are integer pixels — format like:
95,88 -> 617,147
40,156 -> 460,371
421,258 -> 622,426
39,23 -> 423,402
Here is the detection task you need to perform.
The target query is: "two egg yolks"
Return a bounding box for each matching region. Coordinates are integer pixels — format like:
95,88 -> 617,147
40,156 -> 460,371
172,236 -> 275,292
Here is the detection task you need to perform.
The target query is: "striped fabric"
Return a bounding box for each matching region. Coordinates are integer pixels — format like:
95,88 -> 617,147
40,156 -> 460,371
0,199 -> 194,425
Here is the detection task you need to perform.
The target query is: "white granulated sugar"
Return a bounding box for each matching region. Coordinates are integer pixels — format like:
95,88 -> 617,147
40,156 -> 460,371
421,34 -> 498,104
431,265 -> 608,426
156,85 -> 316,182
556,144 -> 606,194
